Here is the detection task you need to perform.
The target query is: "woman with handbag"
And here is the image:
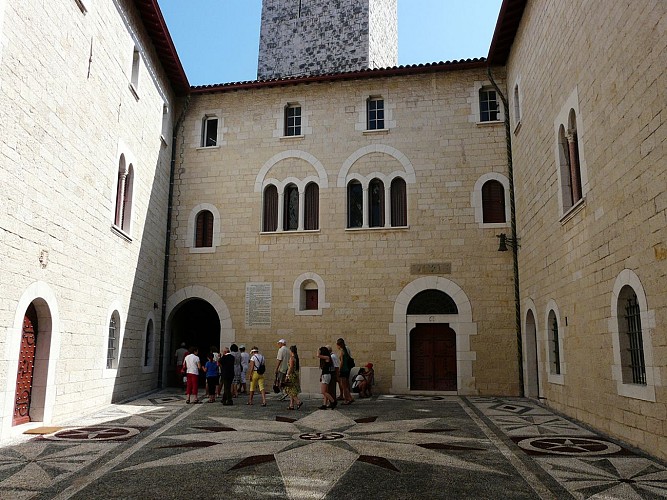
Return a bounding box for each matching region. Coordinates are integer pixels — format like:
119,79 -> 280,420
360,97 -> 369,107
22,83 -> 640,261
336,338 -> 355,405
285,345 -> 303,410
316,346 -> 336,410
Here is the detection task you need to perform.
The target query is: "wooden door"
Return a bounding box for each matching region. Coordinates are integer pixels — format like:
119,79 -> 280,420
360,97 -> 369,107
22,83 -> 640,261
14,304 -> 38,426
410,324 -> 457,391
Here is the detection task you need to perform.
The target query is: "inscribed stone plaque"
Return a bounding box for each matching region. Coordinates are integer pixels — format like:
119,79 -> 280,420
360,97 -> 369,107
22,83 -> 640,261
245,282 -> 272,328
410,263 -> 452,275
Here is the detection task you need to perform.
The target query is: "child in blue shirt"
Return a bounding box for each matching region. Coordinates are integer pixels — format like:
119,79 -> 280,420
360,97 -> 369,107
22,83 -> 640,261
203,352 -> 219,403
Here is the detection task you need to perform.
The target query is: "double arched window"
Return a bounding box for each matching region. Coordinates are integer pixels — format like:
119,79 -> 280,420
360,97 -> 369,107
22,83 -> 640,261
114,154 -> 134,234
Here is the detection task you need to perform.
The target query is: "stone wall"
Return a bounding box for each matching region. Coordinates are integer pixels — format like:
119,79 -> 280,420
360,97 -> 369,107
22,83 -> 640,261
507,0 -> 667,460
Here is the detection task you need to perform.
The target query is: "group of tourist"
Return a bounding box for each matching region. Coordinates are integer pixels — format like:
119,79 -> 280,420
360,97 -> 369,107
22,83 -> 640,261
174,337 -> 374,407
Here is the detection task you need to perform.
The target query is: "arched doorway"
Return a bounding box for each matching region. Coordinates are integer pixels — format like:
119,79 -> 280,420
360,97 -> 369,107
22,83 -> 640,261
407,290 -> 458,392
524,309 -> 540,398
168,299 -> 220,386
14,304 -> 38,425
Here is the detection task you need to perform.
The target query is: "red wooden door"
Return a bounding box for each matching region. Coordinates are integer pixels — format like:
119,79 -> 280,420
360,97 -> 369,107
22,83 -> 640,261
410,324 -> 457,391
14,304 -> 38,426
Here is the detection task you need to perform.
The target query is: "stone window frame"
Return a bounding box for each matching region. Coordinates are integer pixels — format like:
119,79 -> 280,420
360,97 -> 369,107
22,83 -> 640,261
195,109 -> 226,149
290,273 -> 330,316
609,269 -> 657,402
544,299 -> 565,385
274,96 -> 311,139
141,313 -> 156,373
512,76 -> 522,134
470,81 -> 504,125
356,89 -> 395,133
112,142 -> 136,241
261,177 -> 320,233
554,87 -> 589,221
186,203 -> 222,254
472,173 -> 510,228
103,301 -> 126,379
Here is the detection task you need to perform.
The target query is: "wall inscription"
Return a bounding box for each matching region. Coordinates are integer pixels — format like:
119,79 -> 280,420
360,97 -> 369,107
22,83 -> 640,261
410,263 -> 452,275
245,282 -> 272,328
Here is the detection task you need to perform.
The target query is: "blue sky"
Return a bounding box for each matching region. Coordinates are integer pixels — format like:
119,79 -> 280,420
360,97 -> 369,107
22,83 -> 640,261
157,0 -> 504,86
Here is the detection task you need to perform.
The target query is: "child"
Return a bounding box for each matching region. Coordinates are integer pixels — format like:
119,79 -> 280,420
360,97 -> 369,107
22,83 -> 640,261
203,352 -> 219,403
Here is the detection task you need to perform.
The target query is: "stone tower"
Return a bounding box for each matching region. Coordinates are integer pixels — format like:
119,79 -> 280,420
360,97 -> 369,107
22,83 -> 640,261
257,0 -> 398,80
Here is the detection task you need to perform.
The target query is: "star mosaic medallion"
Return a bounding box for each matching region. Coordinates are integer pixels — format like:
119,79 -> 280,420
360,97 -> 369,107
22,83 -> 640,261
119,409 -> 504,499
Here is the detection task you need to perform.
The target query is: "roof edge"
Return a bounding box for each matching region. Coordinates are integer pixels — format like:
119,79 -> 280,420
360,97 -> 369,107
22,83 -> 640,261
487,0 -> 528,66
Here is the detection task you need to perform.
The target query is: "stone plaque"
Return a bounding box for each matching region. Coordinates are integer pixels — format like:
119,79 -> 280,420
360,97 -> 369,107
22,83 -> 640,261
410,263 -> 452,275
245,282 -> 272,328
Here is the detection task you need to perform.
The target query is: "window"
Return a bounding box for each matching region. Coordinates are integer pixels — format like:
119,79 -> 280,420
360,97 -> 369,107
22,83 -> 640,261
347,180 -> 363,228
618,286 -> 646,385
263,185 -> 279,232
558,111 -> 583,212
292,273 -> 330,316
144,319 -> 154,368
107,312 -> 120,369
283,184 -> 299,231
513,83 -> 521,125
304,182 -> 319,230
284,104 -> 302,136
368,179 -> 385,227
482,180 -> 506,223
201,116 -> 218,147
479,87 -> 499,122
195,210 -> 214,248
390,178 -> 407,227
130,48 -> 140,95
549,312 -> 561,375
367,97 -> 384,130
114,156 -> 133,234
161,103 -> 170,144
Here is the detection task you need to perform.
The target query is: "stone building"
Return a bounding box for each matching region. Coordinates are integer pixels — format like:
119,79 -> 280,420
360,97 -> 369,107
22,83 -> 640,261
0,0 -> 665,462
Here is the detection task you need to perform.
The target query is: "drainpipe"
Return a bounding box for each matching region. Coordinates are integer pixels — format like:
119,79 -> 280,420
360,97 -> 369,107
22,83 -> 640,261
157,95 -> 190,388
487,65 -> 524,397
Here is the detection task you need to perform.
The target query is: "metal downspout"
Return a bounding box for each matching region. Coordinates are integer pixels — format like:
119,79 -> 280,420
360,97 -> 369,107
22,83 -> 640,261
157,96 -> 190,388
487,65 -> 524,397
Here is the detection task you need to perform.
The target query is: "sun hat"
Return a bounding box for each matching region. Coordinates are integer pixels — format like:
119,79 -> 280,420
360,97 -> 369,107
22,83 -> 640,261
250,346 -> 259,353
277,338 -> 286,344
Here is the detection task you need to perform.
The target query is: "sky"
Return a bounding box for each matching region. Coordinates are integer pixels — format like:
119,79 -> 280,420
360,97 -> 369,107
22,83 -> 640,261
156,0 -> 504,86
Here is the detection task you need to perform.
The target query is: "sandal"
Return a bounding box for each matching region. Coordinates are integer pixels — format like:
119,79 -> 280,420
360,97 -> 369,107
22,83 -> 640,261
287,406 -> 294,410
296,402 -> 303,410
261,403 -> 267,407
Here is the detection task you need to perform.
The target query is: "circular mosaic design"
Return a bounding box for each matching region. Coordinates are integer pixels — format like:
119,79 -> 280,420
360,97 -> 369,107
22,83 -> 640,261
517,437 -> 621,456
299,432 -> 346,442
48,426 -> 140,441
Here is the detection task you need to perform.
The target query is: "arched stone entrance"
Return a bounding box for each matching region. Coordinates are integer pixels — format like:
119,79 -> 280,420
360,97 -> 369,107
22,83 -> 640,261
390,277 -> 477,394
165,286 -> 234,386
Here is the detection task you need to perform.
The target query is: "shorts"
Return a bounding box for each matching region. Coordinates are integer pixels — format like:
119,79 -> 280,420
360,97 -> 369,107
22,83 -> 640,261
206,377 -> 218,395
249,370 -> 265,392
321,373 -> 331,384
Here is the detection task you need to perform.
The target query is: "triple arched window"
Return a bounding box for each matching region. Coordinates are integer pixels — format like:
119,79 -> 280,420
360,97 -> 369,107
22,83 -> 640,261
263,182 -> 319,232
347,176 -> 407,229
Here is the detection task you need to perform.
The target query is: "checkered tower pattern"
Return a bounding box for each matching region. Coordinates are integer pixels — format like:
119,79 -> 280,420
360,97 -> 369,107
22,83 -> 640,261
257,0 -> 398,80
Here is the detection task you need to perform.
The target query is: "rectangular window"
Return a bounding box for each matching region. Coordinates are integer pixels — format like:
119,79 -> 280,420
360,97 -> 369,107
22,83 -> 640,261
285,104 -> 301,136
479,88 -> 499,122
202,117 -> 218,147
367,97 -> 385,130
305,289 -> 318,310
130,48 -> 140,91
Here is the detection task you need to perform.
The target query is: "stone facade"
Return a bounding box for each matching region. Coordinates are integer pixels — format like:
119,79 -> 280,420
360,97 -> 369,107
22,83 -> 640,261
168,67 -> 518,398
0,0 -> 180,441
502,0 -> 667,461
257,0 -> 397,80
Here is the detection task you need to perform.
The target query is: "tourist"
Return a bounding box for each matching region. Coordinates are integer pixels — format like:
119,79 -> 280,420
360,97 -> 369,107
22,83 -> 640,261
337,338 -> 355,404
174,342 -> 188,388
239,345 -> 249,394
183,347 -> 201,404
326,344 -> 339,402
316,346 -> 336,410
203,352 -> 219,403
230,343 -> 241,397
219,347 -> 235,405
247,347 -> 267,407
275,338 -> 290,398
285,345 -> 303,410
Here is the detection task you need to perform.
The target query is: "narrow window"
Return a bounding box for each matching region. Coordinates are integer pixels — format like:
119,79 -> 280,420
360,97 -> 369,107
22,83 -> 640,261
114,159 -> 133,233
347,180 -> 363,228
367,97 -> 385,130
618,287 -> 646,385
263,185 -> 278,232
284,104 -> 302,136
513,84 -> 521,124
479,87 -> 499,122
482,180 -> 506,223
195,210 -> 214,247
107,313 -> 119,369
368,178 -> 385,227
130,48 -> 140,91
566,110 -> 583,204
202,116 -> 218,147
390,177 -> 407,227
549,312 -> 561,375
144,319 -> 154,367
283,184 -> 299,231
304,182 -> 319,230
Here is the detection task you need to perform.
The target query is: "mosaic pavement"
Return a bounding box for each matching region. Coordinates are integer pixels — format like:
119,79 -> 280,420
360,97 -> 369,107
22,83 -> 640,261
0,391 -> 665,499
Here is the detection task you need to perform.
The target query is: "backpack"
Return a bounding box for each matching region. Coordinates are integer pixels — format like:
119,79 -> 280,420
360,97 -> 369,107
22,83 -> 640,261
255,354 -> 266,374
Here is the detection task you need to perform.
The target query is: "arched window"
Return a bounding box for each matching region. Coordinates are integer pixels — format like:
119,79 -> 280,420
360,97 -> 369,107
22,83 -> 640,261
283,183 -> 299,231
368,178 -> 384,227
547,310 -> 561,375
482,180 -> 506,223
107,311 -> 120,370
114,157 -> 134,233
390,177 -> 407,227
195,210 -> 214,247
558,111 -> 583,212
513,83 -> 521,124
301,280 -> 318,311
617,286 -> 646,385
347,180 -> 363,228
144,319 -> 154,368
263,185 -> 278,232
407,290 -> 458,315
304,182 -> 319,230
